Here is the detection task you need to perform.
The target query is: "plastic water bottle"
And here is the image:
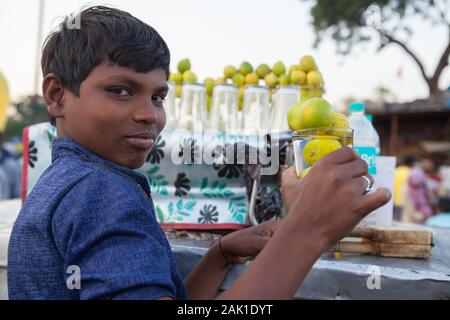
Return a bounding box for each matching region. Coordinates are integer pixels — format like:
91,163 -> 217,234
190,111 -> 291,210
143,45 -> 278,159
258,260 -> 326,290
365,114 -> 381,156
348,102 -> 377,175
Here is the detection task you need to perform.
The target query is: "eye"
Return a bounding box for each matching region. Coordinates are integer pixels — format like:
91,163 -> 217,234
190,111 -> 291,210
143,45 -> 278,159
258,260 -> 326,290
152,95 -> 166,106
107,87 -> 132,96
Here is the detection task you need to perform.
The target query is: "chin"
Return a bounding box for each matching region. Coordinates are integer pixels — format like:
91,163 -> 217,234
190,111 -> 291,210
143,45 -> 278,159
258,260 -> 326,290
120,154 -> 147,170
129,159 -> 147,170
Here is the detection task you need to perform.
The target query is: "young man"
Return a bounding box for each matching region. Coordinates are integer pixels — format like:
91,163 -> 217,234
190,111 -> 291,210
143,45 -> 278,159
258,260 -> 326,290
8,6 -> 390,300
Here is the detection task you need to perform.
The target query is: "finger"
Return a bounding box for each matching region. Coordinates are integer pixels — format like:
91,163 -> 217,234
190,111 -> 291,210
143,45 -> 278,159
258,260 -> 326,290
352,174 -> 374,195
282,165 -> 297,180
355,188 -> 391,218
321,146 -> 359,165
258,220 -> 280,237
281,166 -> 301,189
340,159 -> 368,178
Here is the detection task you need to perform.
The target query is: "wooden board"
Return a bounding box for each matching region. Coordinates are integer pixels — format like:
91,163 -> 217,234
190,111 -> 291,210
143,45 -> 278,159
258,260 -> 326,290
333,224 -> 434,259
347,224 -> 433,245
334,238 -> 432,259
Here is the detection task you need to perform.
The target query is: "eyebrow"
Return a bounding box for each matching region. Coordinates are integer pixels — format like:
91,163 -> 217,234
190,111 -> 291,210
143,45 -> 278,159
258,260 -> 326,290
106,75 -> 169,93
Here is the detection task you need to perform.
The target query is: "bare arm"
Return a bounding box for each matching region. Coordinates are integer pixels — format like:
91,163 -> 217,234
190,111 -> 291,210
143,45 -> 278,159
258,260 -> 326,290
185,221 -> 280,299
184,242 -> 229,300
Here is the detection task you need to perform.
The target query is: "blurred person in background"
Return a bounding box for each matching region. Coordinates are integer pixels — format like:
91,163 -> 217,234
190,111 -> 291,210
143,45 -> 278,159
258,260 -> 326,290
420,158 -> 441,210
0,133 -> 21,200
401,158 -> 435,224
394,156 -> 417,221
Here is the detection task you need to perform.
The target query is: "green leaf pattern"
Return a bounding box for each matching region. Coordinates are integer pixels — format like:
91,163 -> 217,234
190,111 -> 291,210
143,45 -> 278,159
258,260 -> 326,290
228,196 -> 247,224
146,166 -> 169,196
200,177 -> 234,198
163,199 -> 197,222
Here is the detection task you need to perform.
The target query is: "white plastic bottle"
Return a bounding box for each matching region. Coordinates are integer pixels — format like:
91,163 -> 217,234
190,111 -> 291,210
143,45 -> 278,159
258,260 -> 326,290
365,114 -> 381,156
348,102 -> 377,175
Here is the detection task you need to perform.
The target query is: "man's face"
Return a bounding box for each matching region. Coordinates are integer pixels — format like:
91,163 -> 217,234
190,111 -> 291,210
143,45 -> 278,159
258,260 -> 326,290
421,159 -> 434,174
60,63 -> 168,169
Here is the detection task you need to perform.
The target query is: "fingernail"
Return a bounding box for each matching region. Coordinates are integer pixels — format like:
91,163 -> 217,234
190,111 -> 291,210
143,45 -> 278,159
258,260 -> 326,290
379,188 -> 391,200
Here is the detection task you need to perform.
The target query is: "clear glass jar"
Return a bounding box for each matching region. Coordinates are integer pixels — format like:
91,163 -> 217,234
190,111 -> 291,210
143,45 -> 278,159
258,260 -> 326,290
271,85 -> 300,132
292,127 -> 353,178
241,85 -> 270,135
164,81 -> 177,129
178,83 -> 207,131
208,84 -> 239,132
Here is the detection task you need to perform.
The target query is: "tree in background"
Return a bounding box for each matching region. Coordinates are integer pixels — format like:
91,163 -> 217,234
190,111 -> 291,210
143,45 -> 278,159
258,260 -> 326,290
305,0 -> 450,98
4,96 -> 48,139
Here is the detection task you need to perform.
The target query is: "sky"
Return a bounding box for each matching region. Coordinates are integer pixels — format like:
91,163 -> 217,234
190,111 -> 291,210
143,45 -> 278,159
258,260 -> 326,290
0,0 -> 449,111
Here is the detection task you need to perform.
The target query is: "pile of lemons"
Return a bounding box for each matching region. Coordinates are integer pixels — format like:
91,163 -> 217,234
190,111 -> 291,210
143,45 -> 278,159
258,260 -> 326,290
169,55 -> 326,111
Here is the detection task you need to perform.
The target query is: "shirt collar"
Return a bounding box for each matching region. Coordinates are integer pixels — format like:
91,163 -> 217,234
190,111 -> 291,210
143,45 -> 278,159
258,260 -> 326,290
51,138 -> 151,195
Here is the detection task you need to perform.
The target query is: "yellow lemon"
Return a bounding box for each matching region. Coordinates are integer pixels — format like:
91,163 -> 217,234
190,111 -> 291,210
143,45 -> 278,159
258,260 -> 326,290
278,74 -> 291,86
264,73 -> 278,89
300,97 -> 334,129
299,167 -> 311,179
215,77 -> 226,84
183,70 -> 197,83
299,55 -> 317,73
256,64 -> 271,79
289,64 -> 301,74
245,73 -> 259,85
224,65 -> 237,79
175,85 -> 183,98
169,72 -> 183,85
306,70 -> 323,87
232,73 -> 245,86
206,95 -> 212,112
332,113 -> 349,129
290,70 -> 306,85
287,101 -> 304,131
204,77 -> 215,96
303,138 -> 342,166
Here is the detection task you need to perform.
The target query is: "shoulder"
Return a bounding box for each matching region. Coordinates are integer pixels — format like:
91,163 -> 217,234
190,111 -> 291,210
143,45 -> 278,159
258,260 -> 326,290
51,161 -> 159,255
65,158 -> 149,206
52,159 -> 154,229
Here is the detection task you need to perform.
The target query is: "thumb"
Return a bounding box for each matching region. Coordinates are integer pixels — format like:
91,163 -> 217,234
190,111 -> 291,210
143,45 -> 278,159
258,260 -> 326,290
356,188 -> 391,218
282,165 -> 297,181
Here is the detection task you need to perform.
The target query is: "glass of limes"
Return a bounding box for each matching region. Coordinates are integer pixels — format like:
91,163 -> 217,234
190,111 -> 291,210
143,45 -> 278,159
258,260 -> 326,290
292,128 -> 354,179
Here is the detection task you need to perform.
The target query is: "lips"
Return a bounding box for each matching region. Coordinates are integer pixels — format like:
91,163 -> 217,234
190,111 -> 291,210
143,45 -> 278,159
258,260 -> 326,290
125,132 -> 156,151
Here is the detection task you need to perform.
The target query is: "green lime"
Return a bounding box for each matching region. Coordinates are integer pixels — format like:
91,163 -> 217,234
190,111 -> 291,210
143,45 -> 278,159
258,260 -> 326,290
177,58 -> 191,74
272,61 -> 286,77
239,62 -> 253,76
256,64 -> 271,79
224,65 -> 237,79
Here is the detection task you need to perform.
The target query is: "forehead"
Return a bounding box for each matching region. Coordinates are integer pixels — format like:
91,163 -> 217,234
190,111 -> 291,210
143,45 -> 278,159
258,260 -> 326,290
85,62 -> 168,89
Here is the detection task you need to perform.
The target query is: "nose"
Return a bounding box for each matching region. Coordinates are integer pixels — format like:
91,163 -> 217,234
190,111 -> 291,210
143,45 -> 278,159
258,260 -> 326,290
133,99 -> 159,124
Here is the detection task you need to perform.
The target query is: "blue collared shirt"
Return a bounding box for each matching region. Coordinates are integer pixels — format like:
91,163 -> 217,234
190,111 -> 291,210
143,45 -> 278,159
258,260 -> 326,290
8,138 -> 187,300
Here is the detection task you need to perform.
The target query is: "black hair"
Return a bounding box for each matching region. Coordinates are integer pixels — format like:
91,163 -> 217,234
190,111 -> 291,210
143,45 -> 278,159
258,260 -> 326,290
438,197 -> 450,213
41,6 -> 171,125
403,156 -> 417,168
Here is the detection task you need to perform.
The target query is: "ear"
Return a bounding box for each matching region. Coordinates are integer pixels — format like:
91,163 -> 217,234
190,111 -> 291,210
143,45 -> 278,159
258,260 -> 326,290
42,73 -> 65,121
